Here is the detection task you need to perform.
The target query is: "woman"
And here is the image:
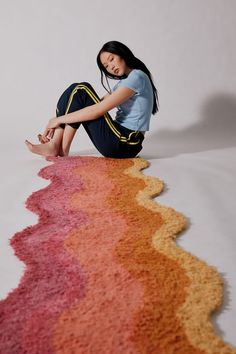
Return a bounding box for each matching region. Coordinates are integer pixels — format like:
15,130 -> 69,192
25,41 -> 159,158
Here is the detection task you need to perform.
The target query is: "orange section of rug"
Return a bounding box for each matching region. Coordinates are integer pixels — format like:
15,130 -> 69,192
107,159 -> 204,354
53,158 -> 144,353
51,156 -> 236,354
51,157 -> 200,353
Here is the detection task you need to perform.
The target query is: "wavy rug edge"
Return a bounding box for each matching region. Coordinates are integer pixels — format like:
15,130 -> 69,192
1,156 -> 235,353
127,157 -> 236,354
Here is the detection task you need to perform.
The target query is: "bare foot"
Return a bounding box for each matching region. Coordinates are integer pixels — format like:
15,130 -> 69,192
25,140 -> 59,157
37,135 -> 67,156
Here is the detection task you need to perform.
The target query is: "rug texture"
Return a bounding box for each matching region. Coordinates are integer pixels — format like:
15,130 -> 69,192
0,156 -> 235,354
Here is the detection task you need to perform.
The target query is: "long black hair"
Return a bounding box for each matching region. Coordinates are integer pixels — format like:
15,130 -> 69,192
97,41 -> 159,115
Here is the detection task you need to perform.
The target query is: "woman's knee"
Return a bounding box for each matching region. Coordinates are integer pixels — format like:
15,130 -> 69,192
66,82 -> 95,96
64,82 -> 94,93
78,82 -> 94,90
67,83 -> 80,91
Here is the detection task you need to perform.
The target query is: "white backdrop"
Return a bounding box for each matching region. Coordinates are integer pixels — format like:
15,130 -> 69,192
0,0 -> 236,348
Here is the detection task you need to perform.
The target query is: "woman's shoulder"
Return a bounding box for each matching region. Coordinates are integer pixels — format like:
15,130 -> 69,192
113,69 -> 147,93
129,69 -> 144,78
128,69 -> 150,85
132,69 -> 149,77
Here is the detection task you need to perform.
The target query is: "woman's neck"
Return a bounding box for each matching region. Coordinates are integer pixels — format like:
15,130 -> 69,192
125,67 -> 133,76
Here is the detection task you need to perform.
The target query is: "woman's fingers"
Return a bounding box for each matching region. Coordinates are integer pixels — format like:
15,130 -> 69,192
38,134 -> 49,143
43,129 -> 51,139
37,134 -> 43,143
39,124 -> 57,144
47,128 -> 55,139
37,125 -> 56,145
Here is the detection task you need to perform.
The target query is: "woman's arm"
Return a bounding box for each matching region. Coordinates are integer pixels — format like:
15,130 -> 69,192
100,92 -> 110,100
46,86 -> 135,130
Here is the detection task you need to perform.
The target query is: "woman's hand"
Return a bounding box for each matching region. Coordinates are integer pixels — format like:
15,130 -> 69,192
42,117 -> 62,139
46,117 -> 61,130
38,128 -> 55,143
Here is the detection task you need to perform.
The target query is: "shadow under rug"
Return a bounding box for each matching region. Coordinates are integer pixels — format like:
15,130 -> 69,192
0,156 -> 235,354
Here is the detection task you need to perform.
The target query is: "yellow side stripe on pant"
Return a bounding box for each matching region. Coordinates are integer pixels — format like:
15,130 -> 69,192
67,84 -> 122,138
65,84 -> 141,146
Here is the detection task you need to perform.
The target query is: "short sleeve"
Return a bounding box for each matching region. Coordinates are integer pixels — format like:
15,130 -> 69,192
112,82 -> 119,92
118,70 -> 144,93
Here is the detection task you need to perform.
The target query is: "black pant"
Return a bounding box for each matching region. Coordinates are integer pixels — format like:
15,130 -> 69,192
56,82 -> 144,158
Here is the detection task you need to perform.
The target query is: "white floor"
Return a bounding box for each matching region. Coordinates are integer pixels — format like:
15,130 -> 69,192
0,135 -> 236,348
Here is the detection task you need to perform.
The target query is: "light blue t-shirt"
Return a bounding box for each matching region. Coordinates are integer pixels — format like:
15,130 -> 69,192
112,69 -> 153,131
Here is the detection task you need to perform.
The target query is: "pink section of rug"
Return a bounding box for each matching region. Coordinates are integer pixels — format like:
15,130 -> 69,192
0,156 -> 145,354
0,157 -> 88,353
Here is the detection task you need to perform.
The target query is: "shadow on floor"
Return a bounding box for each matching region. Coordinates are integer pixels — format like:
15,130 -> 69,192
141,92 -> 236,159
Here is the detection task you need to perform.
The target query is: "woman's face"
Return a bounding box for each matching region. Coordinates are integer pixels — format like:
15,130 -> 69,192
100,51 -> 132,76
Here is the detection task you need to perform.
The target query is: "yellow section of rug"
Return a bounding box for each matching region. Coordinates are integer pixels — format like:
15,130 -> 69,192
128,158 -> 235,354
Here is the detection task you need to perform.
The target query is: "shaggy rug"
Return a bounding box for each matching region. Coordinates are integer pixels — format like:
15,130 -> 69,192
0,156 -> 235,354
